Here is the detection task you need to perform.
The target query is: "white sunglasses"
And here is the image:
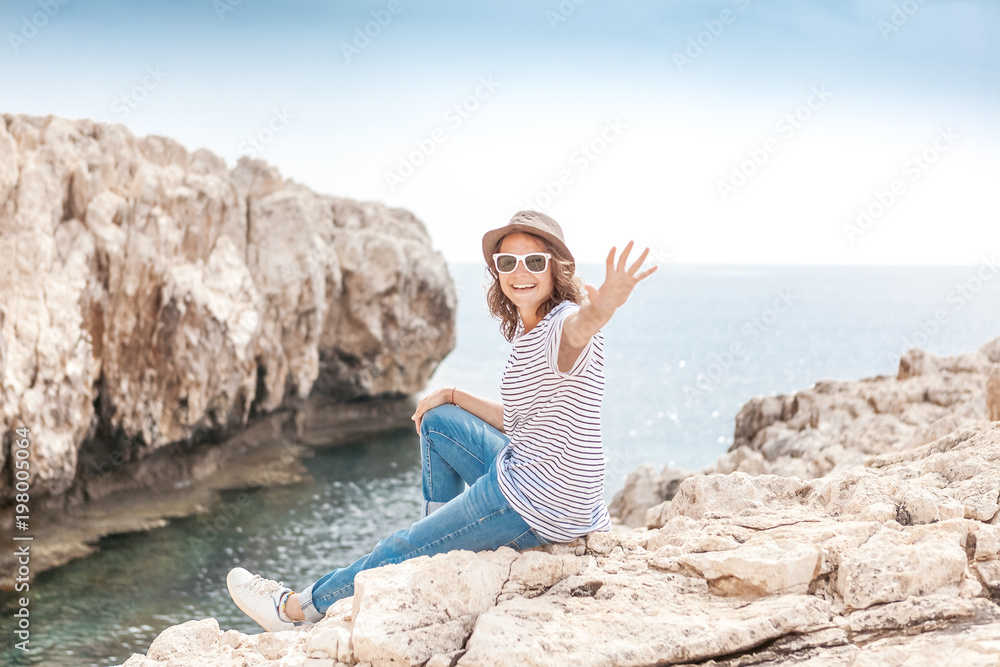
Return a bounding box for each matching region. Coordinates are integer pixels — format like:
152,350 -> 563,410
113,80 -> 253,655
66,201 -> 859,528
493,252 -> 552,274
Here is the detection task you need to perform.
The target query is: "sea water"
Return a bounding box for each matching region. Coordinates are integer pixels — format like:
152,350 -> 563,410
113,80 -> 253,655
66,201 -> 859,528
2,263 -> 999,666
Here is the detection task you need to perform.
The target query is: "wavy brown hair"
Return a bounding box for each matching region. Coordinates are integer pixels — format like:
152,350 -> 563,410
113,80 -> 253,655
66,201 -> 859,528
485,232 -> 586,342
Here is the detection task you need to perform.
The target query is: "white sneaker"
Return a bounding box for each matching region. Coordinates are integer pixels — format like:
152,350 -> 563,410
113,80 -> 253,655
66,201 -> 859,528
227,567 -> 297,632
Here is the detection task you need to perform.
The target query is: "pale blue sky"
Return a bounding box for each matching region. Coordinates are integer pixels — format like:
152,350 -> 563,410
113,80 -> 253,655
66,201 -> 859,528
2,0 -> 997,264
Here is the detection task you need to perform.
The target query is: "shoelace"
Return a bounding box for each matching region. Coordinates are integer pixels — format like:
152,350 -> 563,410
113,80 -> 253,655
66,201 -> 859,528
244,574 -> 285,596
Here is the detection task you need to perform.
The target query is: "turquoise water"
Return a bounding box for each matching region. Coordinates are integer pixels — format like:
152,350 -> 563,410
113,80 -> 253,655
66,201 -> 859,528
2,263 -> 999,665
1,430 -> 423,666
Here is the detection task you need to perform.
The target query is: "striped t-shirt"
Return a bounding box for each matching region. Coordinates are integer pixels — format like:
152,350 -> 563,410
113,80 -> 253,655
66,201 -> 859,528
495,299 -> 612,543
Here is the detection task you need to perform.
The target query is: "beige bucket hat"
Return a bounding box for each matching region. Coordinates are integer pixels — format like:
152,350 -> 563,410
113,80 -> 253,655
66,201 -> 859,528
481,210 -> 575,273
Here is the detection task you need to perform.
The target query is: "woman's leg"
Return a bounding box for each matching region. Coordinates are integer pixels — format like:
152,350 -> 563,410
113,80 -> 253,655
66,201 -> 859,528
419,403 -> 508,517
296,458 -> 547,622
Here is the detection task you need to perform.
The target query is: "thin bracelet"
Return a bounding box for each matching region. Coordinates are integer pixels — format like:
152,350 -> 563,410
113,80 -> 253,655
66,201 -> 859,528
451,387 -> 457,405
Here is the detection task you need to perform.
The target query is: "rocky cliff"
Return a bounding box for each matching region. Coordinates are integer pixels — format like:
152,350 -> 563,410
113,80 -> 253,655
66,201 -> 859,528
611,337 -> 1000,528
0,113 -> 456,505
115,339 -> 1000,667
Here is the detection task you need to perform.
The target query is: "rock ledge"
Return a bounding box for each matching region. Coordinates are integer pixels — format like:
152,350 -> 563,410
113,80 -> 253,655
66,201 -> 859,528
117,339 -> 1000,666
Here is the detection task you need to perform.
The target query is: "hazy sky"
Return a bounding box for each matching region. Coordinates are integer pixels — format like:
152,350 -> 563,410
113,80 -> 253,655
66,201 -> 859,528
2,0 -> 997,265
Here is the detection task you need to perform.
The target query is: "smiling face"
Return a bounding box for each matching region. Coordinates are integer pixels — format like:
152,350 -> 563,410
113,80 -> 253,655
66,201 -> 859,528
496,232 -> 554,327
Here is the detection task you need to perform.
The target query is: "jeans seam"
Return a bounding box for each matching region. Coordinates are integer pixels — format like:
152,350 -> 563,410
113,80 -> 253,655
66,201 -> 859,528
504,528 -> 532,549
314,583 -> 355,607
423,431 -> 434,501
427,428 -> 487,466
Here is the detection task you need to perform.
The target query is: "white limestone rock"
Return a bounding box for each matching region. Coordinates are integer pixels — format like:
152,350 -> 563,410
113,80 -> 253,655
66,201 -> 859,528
669,536 -> 821,597
350,548 -> 519,667
145,618 -> 222,661
460,588 -> 832,666
836,522 -> 970,610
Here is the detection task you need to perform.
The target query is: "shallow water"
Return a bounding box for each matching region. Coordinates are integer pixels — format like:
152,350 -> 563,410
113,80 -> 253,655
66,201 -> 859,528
1,429 -> 423,667
3,263 -> 999,665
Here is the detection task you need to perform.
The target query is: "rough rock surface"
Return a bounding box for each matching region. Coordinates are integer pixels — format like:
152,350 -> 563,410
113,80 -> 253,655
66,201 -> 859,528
118,340 -> 1000,666
0,113 -> 455,503
612,337 -> 1000,528
988,366 -> 1000,421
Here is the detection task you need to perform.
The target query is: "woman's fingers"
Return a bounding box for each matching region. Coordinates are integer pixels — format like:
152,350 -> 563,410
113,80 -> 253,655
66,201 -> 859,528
636,264 -> 658,281
412,387 -> 449,434
628,247 -> 650,275
616,240 -> 634,271
608,242 -> 657,279
411,398 -> 428,433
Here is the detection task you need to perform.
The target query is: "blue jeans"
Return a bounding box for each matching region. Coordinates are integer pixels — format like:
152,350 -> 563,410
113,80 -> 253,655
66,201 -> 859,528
297,404 -> 549,622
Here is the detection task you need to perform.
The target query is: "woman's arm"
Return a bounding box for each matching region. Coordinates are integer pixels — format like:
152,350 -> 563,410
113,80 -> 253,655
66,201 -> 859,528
557,301 -> 614,373
452,388 -> 504,432
411,387 -> 505,434
559,240 -> 657,373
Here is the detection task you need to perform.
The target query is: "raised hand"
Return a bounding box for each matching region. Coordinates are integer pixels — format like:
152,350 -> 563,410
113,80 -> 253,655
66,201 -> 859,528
584,241 -> 658,315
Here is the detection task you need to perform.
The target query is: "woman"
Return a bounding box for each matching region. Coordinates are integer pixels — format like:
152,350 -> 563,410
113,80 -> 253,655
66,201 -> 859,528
227,210 -> 656,630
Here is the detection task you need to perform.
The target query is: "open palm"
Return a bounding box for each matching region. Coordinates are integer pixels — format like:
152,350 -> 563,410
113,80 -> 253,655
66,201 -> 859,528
584,241 -> 658,313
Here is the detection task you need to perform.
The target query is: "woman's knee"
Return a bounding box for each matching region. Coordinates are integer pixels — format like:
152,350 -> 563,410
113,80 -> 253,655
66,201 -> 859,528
371,528 -> 418,564
420,403 -> 459,438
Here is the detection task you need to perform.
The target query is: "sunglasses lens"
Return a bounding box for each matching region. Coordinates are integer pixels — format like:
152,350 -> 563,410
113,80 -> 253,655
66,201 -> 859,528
525,254 -> 547,272
496,255 -> 517,273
